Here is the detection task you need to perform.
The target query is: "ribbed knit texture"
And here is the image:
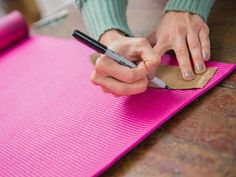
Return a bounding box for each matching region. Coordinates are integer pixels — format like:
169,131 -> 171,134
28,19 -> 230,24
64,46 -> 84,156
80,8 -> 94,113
80,0 -> 133,40
79,0 -> 215,40
165,0 -> 215,21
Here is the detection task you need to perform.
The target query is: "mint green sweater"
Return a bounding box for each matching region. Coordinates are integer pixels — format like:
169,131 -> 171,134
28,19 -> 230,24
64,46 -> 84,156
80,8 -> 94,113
76,0 -> 215,40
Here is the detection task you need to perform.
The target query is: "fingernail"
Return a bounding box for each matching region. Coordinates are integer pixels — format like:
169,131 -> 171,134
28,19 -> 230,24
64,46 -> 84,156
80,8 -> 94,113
195,63 -> 206,74
203,52 -> 209,61
183,71 -> 194,80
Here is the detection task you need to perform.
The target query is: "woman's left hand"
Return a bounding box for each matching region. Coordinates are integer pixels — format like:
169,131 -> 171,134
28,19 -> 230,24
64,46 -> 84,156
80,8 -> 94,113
147,11 -> 211,81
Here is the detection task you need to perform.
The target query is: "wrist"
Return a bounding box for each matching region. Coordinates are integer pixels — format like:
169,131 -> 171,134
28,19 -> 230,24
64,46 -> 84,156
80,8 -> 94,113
166,11 -> 205,22
99,29 -> 126,45
165,11 -> 190,17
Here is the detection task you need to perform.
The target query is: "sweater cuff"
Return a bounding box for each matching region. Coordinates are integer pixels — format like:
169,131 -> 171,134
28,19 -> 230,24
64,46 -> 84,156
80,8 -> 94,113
80,0 -> 133,40
165,0 -> 215,21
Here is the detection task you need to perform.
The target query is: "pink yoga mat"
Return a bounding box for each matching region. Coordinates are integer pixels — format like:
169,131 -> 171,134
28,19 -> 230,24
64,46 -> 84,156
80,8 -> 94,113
0,12 -> 235,177
0,11 -> 28,51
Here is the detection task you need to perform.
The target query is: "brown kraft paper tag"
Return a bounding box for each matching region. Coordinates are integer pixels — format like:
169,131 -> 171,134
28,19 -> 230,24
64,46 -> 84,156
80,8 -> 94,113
90,53 -> 217,90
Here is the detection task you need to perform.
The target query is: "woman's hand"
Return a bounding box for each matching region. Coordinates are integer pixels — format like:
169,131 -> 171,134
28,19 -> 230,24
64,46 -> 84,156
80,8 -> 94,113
147,11 -> 210,80
91,30 -> 160,96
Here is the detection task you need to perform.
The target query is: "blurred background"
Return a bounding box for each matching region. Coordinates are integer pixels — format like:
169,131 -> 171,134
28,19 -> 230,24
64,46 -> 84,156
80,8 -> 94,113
0,0 -> 166,38
0,0 -> 74,25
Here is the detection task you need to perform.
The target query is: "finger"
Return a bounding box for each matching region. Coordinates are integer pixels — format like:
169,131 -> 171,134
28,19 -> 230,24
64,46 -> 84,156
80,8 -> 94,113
95,55 -> 147,83
134,39 -> 160,80
110,77 -> 148,96
199,28 -> 210,61
174,36 -> 194,81
187,31 -> 206,74
101,84 -> 122,97
102,87 -> 121,97
134,38 -> 161,79
93,74 -> 148,96
140,48 -> 160,80
152,43 -> 170,80
153,42 -> 170,59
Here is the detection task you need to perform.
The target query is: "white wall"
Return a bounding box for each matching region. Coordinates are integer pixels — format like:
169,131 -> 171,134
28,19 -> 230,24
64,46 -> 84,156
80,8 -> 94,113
0,0 -> 74,18
0,0 -> 5,17
36,0 -> 74,17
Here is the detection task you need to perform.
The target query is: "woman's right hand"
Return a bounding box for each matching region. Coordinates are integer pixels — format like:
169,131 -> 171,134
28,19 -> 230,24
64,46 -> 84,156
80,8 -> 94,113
91,30 -> 160,96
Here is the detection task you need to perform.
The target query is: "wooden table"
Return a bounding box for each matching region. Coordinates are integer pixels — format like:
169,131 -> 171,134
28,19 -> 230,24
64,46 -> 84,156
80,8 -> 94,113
32,0 -> 236,176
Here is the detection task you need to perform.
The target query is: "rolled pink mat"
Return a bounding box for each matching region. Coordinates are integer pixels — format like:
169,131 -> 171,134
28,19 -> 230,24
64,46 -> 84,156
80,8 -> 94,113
0,11 -> 29,51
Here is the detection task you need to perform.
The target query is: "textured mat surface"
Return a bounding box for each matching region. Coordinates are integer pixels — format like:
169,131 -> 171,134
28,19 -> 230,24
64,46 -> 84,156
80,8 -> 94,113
0,36 -> 235,177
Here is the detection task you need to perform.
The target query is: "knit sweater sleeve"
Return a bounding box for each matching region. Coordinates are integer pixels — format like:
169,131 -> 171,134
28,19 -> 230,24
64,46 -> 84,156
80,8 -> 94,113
165,0 -> 215,21
76,0 -> 133,41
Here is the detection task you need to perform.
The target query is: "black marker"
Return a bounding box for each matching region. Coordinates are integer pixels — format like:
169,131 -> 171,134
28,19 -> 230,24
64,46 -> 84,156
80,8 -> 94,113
73,29 -> 168,88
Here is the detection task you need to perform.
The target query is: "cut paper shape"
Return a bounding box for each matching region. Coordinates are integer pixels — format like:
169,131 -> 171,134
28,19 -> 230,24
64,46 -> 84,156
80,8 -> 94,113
0,36 -> 235,177
152,65 -> 217,89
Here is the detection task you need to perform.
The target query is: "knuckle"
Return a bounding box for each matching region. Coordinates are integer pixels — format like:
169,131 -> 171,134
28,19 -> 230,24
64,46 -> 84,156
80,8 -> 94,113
192,56 -> 203,62
200,29 -> 209,38
191,23 -> 201,31
199,35 -> 210,48
137,38 -> 148,45
94,57 -> 105,73
189,42 -> 200,51
202,41 -> 210,49
174,26 -> 186,35
202,39 -> 210,46
95,58 -> 102,68
179,62 -> 191,69
176,48 -> 187,56
204,45 -> 210,51
177,57 -> 190,67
